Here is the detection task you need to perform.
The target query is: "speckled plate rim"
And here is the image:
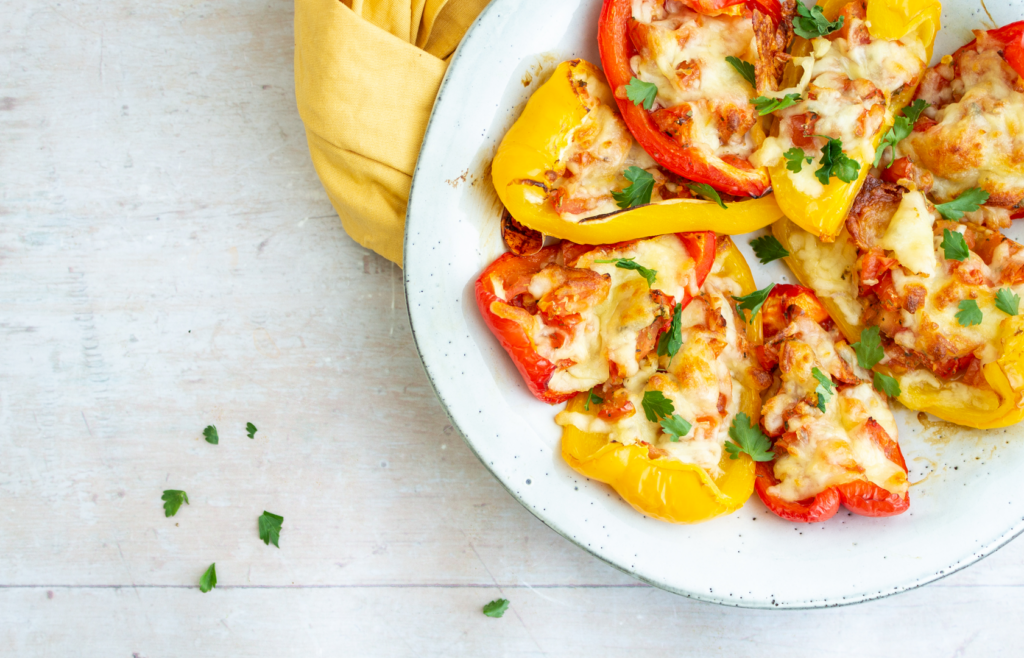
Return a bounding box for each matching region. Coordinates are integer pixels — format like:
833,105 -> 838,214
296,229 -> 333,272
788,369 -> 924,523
404,0 -> 1024,609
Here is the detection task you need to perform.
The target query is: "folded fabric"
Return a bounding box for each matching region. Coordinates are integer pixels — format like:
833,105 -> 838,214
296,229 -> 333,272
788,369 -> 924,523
295,0 -> 491,265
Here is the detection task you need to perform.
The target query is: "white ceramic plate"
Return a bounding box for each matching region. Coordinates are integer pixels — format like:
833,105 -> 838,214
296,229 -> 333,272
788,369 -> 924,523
405,0 -> 1024,608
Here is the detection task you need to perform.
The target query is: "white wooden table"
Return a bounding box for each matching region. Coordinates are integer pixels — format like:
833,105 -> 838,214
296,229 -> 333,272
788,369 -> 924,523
2,1 -> 1021,654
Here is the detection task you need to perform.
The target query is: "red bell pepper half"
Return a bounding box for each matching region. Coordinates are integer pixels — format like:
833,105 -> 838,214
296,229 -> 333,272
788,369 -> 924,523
754,284 -> 910,523
597,0 -> 784,198
475,232 -> 715,404
960,20 -> 1024,79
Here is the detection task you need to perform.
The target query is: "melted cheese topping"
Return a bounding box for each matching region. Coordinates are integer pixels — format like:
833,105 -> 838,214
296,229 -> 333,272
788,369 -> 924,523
786,228 -> 862,326
878,190 -> 936,276
554,273 -> 755,474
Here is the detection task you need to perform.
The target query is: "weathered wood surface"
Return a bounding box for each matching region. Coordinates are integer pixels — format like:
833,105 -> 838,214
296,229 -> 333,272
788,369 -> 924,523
1,0 -> 1021,654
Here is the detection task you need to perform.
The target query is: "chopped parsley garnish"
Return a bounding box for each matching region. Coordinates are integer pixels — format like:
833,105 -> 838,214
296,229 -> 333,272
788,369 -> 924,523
483,598 -> 510,618
161,490 -> 189,518
725,412 -> 774,462
793,3 -> 845,39
594,257 -> 657,288
657,303 -> 684,358
751,93 -> 802,116
660,414 -> 693,442
726,56 -> 757,87
783,147 -> 813,173
246,422 -> 258,439
733,283 -> 776,322
812,367 -> 835,413
203,425 -> 219,445
624,77 -> 659,111
996,288 -> 1020,316
852,325 -> 884,370
199,563 -> 217,593
935,187 -> 990,220
583,388 -> 604,412
641,390 -> 675,423
687,182 -> 727,209
815,137 -> 860,185
873,99 -> 929,167
956,299 -> 983,327
873,371 -> 901,398
941,228 -> 970,262
258,511 -> 284,548
750,235 -> 789,264
611,166 -> 655,208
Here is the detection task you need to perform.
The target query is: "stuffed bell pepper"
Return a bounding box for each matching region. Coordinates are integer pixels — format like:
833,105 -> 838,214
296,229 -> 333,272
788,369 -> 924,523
773,177 -> 1024,429
597,0 -> 796,198
556,237 -> 773,523
756,284 -> 909,522
749,0 -> 940,240
886,21 -> 1024,227
491,59 -> 784,244
476,231 -> 715,403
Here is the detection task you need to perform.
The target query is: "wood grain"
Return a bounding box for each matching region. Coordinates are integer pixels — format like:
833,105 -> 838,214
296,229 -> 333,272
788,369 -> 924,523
0,0 -> 1022,654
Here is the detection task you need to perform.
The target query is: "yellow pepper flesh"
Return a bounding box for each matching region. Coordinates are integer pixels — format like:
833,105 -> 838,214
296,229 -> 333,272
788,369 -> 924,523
491,60 -> 784,245
560,239 -> 762,523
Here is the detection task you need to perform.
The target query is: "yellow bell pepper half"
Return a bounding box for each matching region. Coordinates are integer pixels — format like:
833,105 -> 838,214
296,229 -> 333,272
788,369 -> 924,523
768,0 -> 941,241
773,217 -> 1024,430
559,238 -> 762,523
491,59 -> 783,245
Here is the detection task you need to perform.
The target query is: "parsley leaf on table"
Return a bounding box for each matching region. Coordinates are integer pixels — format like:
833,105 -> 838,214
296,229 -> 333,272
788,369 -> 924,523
783,147 -> 812,173
161,490 -> 189,518
258,511 -> 284,548
687,183 -> 728,209
611,166 -> 655,209
996,288 -> 1020,316
935,188 -> 990,220
625,77 -> 659,111
852,325 -> 884,369
750,235 -> 789,264
660,414 -> 693,442
793,3 -> 845,39
812,367 -> 835,413
641,390 -> 675,423
203,425 -> 219,445
941,228 -> 970,262
657,303 -> 684,358
594,257 -> 658,288
873,99 -> 929,167
956,299 -> 983,327
733,283 -> 776,322
725,412 -> 774,461
200,563 -> 217,593
246,422 -> 258,439
751,93 -> 802,116
873,371 -> 901,398
815,137 -> 860,185
726,56 -> 757,87
483,599 -> 510,618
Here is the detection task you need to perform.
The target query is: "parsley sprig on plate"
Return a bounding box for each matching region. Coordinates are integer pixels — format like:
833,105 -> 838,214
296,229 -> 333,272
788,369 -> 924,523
725,413 -> 773,461
612,166 -> 655,208
641,391 -> 692,442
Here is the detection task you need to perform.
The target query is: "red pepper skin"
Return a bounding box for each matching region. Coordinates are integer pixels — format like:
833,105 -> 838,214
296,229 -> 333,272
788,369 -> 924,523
597,0 -> 778,198
475,232 -> 716,405
755,284 -> 909,523
959,21 -> 1024,79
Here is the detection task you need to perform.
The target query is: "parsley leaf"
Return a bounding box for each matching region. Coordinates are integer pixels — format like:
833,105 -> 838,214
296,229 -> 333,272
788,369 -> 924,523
483,598 -> 510,618
687,182 -> 727,209
199,563 -> 217,593
726,56 -> 756,87
625,77 -> 659,111
733,283 -> 776,322
851,325 -> 885,370
793,3 -> 844,39
812,367 -> 835,413
246,422 -> 257,439
783,147 -> 813,173
751,93 -> 802,116
583,388 -> 603,412
611,166 -> 655,209
935,187 -> 991,220
996,288 -> 1020,316
815,137 -> 861,185
956,299 -> 983,327
941,228 -> 970,262
873,371 -> 901,398
750,235 -> 789,264
161,490 -> 189,517
594,257 -> 658,288
660,414 -> 693,442
725,412 -> 774,462
641,390 -> 675,423
657,303 -> 684,358
873,100 -> 929,167
258,511 -> 284,548
203,425 -> 219,445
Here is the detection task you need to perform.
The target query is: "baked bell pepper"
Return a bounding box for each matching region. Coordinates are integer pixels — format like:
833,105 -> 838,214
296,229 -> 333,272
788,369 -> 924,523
559,238 -> 763,523
767,0 -> 940,241
491,60 -> 784,243
963,21 -> 1024,79
597,0 -> 787,198
755,284 -> 909,522
476,232 -> 716,404
773,217 -> 1024,429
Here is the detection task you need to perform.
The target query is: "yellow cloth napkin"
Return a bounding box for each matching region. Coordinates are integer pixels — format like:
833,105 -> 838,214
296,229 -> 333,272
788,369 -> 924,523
295,0 -> 491,265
